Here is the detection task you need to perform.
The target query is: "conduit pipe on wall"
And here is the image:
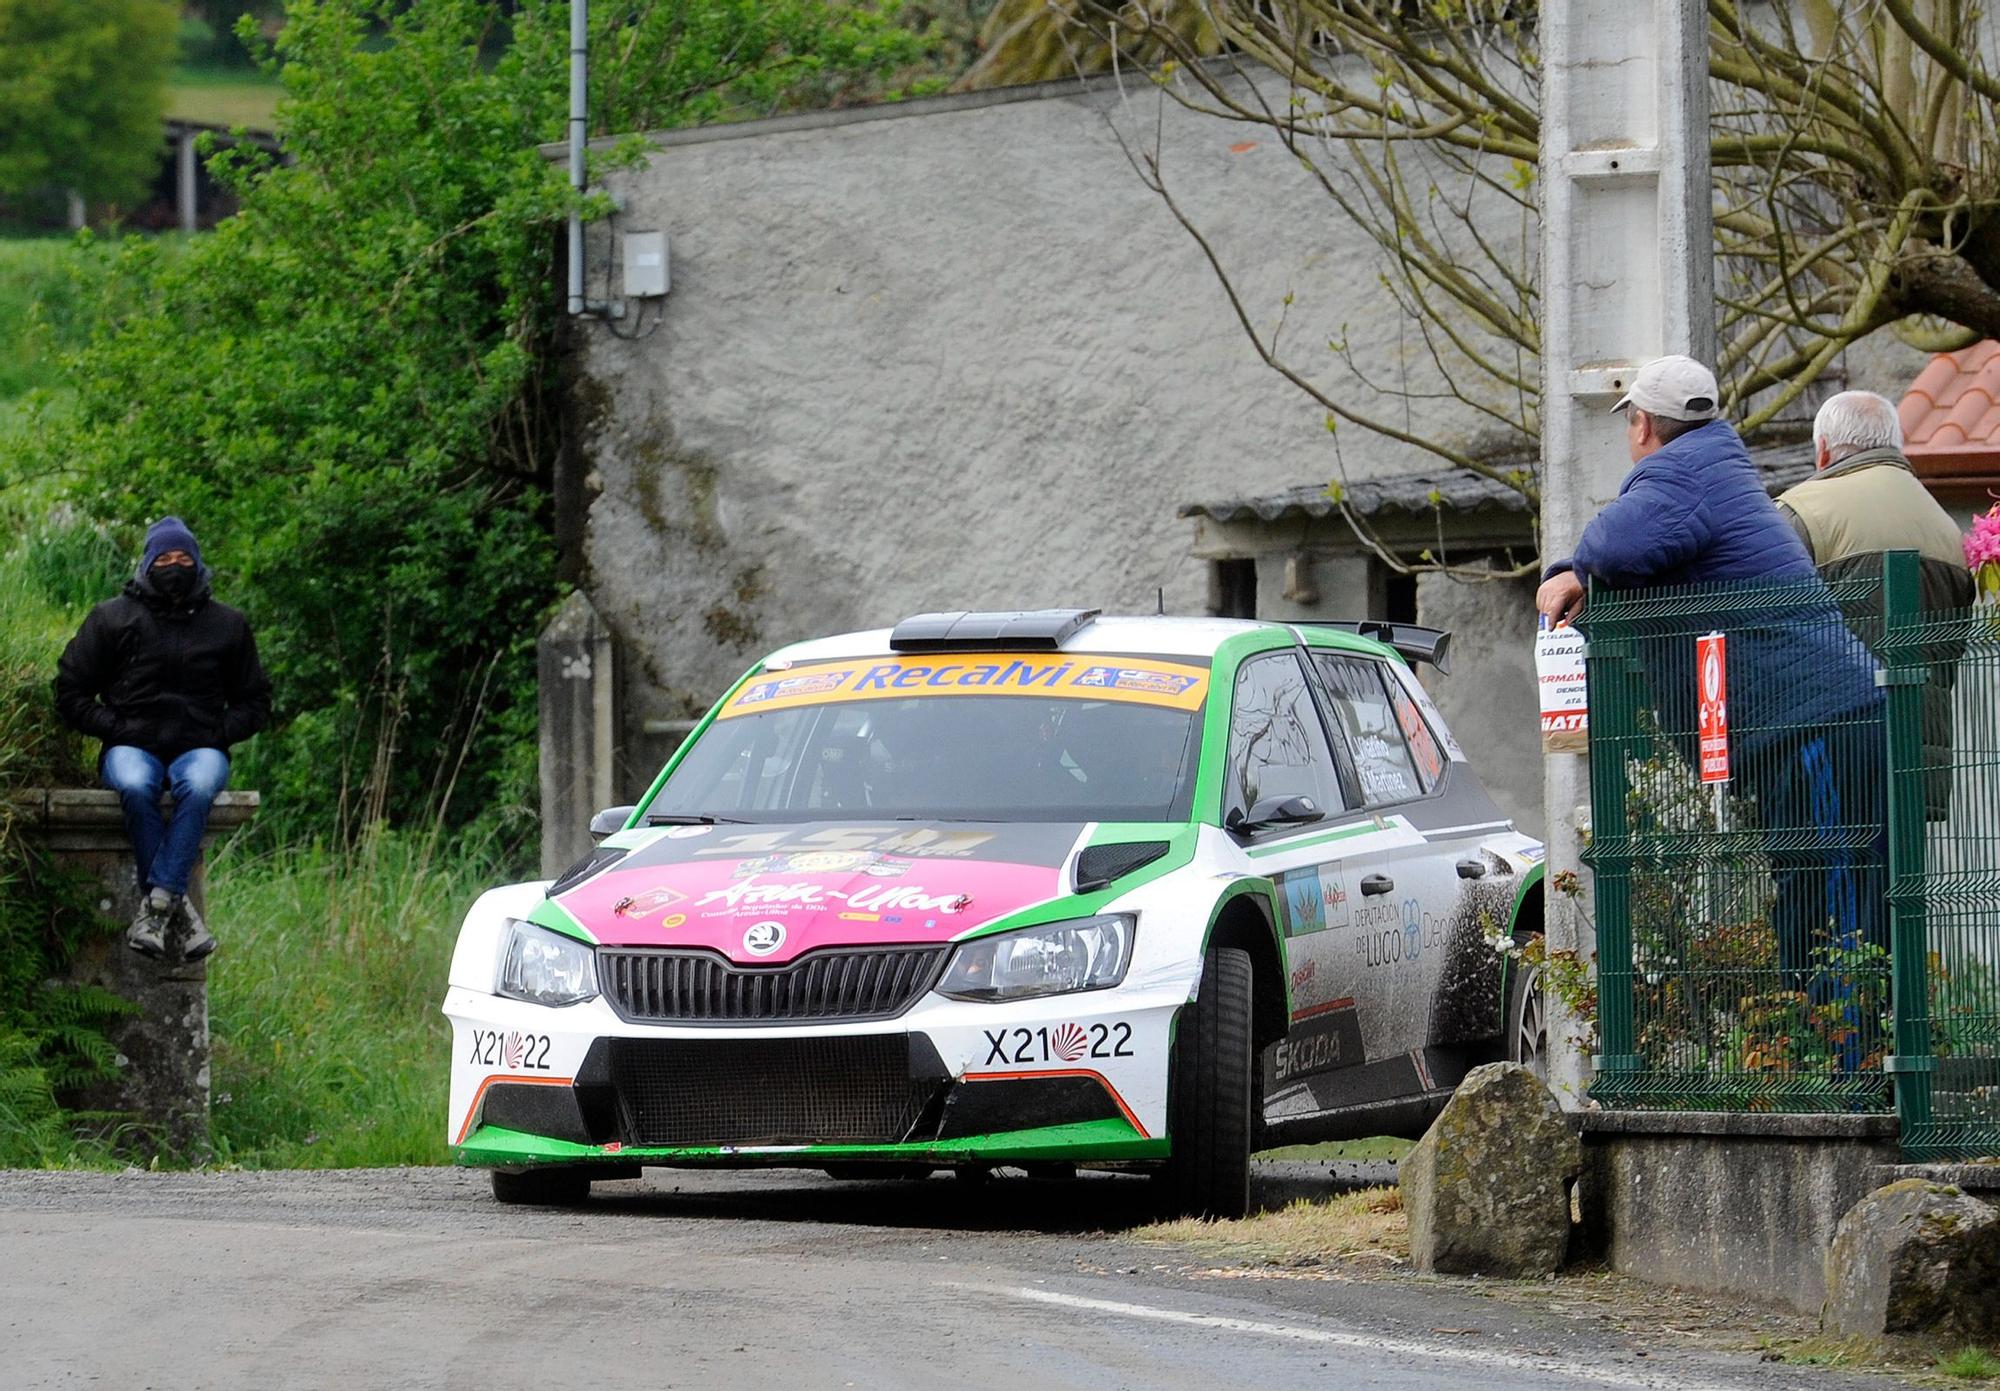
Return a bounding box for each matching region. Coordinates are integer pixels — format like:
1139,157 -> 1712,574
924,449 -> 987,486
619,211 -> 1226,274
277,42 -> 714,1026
567,0 -> 587,316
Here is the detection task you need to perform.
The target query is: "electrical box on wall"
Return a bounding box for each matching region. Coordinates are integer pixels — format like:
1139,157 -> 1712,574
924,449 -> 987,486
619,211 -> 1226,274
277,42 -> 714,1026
621,231 -> 670,298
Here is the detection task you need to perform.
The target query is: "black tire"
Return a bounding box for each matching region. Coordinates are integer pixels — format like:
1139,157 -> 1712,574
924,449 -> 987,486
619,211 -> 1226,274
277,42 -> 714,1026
1159,945 -> 1254,1219
489,1166 -> 593,1207
1506,948 -> 1549,1083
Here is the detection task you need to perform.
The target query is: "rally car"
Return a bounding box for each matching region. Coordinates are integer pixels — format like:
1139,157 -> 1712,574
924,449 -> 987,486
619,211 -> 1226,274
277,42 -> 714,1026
443,609 -> 1547,1217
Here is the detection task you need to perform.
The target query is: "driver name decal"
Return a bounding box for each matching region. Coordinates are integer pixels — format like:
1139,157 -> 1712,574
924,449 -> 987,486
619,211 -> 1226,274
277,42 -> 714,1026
557,821 -> 1083,962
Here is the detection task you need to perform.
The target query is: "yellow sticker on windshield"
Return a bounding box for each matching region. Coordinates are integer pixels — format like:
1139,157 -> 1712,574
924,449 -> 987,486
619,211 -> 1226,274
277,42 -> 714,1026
717,655 -> 1210,719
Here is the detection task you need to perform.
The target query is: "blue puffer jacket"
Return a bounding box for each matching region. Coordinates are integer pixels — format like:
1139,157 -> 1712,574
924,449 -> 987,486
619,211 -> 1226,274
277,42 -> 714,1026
1554,421 -> 1817,587
1547,420 -> 1882,747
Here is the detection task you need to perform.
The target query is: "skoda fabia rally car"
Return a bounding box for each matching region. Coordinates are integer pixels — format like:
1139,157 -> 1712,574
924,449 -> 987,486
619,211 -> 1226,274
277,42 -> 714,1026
444,610 -> 1547,1217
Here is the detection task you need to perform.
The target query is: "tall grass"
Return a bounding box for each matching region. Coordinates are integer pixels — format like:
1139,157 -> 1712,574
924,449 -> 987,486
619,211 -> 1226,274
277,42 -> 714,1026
0,237 -> 94,426
205,828 -> 517,1168
0,511 -> 128,1168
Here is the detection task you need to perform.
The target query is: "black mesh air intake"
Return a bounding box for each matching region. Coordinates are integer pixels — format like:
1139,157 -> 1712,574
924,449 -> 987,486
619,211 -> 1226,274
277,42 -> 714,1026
606,1035 -> 946,1146
546,846 -> 627,897
1073,840 -> 1170,893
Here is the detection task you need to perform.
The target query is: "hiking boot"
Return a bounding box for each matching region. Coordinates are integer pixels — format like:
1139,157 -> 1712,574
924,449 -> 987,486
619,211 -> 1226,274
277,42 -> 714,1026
126,888 -> 175,960
176,897 -> 217,962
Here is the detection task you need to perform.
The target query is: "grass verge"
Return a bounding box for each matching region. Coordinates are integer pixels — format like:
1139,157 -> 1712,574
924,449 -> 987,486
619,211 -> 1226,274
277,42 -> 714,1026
1936,1346 -> 2000,1381
205,829 -> 513,1168
1137,1187 -> 1408,1266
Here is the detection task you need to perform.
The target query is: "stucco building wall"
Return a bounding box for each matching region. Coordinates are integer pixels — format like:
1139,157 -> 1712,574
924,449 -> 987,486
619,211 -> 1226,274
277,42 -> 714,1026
561,72 -> 1938,831
569,73 -> 1514,791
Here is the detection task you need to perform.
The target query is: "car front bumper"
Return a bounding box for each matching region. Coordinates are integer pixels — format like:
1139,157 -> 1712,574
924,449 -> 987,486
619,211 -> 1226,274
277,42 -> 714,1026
443,982 -> 1184,1169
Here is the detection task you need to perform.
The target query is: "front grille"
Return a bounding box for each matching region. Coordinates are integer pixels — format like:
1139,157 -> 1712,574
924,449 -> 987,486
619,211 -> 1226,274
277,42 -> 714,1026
598,945 -> 948,1024
607,1035 -> 942,1146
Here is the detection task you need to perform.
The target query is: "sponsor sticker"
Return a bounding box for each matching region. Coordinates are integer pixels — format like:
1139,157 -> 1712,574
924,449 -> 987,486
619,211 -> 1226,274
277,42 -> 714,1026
612,886 -> 686,918
731,850 -> 910,879
693,826 -> 1000,860
715,655 -> 1210,719
1281,863 -> 1350,937
1268,1006 -> 1361,1085
734,670 -> 855,706
1073,665 -> 1201,697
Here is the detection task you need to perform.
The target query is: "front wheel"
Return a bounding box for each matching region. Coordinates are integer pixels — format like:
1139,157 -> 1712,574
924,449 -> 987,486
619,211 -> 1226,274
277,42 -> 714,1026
490,1166 -> 593,1207
1158,945 -> 1254,1219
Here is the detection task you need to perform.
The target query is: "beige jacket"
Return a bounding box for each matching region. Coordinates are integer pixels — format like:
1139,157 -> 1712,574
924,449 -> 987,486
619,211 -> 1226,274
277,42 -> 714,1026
1776,446 -> 1974,820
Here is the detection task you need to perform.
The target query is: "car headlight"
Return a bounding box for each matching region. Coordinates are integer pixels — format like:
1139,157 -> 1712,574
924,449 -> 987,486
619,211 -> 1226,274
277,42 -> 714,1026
935,914 -> 1136,1002
495,919 -> 599,1007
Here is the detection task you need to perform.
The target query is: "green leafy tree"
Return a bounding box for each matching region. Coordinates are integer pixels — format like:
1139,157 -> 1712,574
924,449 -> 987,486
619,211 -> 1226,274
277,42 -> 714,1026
12,0 -> 929,846
0,0 -> 177,206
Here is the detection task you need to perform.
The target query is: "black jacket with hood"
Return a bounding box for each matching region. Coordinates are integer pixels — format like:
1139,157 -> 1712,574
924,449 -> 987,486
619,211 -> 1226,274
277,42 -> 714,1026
53,525 -> 273,763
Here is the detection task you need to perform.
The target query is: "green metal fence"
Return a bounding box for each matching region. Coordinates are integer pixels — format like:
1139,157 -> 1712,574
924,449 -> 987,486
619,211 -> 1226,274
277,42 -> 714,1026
1583,551 -> 2000,1158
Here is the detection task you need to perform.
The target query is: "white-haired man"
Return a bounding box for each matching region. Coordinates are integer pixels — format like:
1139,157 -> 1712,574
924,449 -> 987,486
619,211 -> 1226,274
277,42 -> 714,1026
1776,391 -> 1974,821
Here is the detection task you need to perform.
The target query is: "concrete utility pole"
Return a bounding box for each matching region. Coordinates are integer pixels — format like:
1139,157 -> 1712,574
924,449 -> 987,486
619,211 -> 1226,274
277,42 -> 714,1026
1537,0 -> 1715,1106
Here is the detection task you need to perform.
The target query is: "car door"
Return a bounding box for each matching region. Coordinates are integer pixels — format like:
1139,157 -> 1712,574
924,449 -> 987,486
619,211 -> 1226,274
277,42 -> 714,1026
1305,650 -> 1504,1106
1218,649 -> 1423,1135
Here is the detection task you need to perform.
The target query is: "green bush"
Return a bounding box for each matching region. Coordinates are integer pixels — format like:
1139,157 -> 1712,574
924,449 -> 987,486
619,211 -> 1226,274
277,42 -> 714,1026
0,517 -> 133,1166
18,0 -> 931,850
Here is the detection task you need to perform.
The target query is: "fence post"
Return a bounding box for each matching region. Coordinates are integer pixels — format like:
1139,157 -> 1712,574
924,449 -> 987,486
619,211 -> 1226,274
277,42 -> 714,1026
1880,549 -> 1932,1151
1583,584 -> 1641,1093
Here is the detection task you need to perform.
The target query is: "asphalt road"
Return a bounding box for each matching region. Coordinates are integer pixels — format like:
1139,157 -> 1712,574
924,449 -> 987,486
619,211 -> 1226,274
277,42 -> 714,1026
0,1165 -> 1909,1391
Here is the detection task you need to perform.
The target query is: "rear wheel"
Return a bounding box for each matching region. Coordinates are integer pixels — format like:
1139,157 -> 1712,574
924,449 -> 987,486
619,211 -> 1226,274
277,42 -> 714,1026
1507,951 -> 1549,1082
1158,945 -> 1254,1219
489,1166 -> 593,1207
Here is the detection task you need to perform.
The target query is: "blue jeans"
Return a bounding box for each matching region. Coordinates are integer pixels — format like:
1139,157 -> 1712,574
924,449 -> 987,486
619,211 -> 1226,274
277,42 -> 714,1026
100,746 -> 231,896
1748,724 -> 1888,1075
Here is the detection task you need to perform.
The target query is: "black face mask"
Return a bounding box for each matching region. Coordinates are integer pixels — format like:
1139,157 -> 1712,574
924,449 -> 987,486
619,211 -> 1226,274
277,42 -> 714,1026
151,564 -> 197,601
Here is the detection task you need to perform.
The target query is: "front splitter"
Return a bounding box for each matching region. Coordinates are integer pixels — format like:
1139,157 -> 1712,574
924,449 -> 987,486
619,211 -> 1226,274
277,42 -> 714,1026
455,1118 -> 1167,1170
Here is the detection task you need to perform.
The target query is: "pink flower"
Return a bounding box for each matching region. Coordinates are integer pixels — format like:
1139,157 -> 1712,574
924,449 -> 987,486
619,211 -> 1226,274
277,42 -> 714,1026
1966,502 -> 2000,569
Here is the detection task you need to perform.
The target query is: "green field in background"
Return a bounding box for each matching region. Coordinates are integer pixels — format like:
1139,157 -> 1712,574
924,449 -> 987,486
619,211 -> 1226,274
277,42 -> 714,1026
165,66 -> 283,130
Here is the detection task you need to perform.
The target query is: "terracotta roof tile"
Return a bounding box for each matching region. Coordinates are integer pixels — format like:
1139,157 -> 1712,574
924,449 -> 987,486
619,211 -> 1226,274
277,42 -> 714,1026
1902,340 -> 2000,472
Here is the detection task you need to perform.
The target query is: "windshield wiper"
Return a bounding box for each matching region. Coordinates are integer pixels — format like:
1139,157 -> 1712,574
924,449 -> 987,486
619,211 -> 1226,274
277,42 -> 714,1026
644,812 -> 752,826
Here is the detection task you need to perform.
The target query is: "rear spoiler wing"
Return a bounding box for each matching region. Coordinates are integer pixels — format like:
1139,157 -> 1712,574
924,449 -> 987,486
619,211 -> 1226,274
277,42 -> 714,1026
1298,621 -> 1452,675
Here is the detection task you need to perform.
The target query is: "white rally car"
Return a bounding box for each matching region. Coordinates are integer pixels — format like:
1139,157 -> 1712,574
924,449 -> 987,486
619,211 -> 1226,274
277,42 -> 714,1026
443,610 -> 1546,1216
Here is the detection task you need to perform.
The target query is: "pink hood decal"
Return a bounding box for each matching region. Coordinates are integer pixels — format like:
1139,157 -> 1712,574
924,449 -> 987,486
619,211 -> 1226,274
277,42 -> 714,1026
556,822 -> 1082,964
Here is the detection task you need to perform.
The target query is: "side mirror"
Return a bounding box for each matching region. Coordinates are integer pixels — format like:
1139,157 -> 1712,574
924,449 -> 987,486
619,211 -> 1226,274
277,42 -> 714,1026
1226,794 -> 1327,834
589,805 -> 637,840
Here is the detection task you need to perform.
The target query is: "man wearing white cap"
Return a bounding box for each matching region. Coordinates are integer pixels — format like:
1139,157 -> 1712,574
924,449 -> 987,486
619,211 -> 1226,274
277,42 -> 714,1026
1534,354 -> 1820,624
1534,356 -> 1887,1030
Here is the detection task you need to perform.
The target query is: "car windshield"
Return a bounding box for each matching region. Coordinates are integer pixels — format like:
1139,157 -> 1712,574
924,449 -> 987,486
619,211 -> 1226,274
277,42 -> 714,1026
641,654 -> 1208,824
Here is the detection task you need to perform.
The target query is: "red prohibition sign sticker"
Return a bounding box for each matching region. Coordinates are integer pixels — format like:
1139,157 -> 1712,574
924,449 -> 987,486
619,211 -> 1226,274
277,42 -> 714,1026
1696,632 -> 1730,784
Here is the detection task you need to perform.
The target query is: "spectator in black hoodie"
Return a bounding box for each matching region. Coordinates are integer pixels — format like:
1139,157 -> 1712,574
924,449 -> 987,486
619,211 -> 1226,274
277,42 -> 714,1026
54,517 -> 272,960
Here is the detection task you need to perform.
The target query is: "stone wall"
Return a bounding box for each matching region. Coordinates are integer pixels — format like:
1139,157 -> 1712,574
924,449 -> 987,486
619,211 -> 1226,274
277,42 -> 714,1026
13,788 -> 258,1156
1578,1110 -> 1902,1314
